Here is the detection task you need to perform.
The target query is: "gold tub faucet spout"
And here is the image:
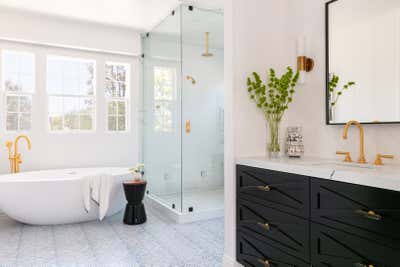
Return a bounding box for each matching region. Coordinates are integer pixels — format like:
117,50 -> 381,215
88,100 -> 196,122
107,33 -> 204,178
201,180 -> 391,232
6,135 -> 32,173
342,120 -> 366,164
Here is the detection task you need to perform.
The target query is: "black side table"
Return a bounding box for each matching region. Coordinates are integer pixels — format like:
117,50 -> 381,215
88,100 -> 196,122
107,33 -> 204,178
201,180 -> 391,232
123,180 -> 147,225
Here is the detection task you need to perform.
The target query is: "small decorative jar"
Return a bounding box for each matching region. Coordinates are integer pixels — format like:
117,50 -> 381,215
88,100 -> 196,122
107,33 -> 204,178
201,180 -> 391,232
285,127 -> 304,158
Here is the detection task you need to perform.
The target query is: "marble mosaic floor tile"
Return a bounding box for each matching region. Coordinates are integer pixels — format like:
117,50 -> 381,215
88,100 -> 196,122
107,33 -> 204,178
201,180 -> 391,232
0,208 -> 224,267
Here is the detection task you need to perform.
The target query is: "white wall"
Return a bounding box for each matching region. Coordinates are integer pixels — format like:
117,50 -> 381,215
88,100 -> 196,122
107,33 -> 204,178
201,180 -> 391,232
0,10 -> 141,175
224,0 -> 400,266
223,0 -> 290,265
0,7 -> 140,55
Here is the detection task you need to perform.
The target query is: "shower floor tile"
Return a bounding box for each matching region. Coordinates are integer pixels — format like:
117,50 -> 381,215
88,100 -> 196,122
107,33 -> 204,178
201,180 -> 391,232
0,207 -> 224,267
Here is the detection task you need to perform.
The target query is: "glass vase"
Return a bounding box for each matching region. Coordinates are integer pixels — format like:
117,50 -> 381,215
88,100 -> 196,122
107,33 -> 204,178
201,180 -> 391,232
266,118 -> 281,158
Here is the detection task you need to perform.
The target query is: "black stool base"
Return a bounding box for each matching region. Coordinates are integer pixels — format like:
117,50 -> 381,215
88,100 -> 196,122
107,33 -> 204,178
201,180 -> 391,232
123,203 -> 147,225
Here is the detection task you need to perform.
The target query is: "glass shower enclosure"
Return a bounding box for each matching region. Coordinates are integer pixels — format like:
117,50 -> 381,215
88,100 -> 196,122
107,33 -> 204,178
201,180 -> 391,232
141,5 -> 224,217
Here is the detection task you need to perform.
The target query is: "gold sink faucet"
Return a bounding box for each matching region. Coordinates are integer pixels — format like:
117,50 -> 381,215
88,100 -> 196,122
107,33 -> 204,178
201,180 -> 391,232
342,120 -> 367,164
6,135 -> 32,173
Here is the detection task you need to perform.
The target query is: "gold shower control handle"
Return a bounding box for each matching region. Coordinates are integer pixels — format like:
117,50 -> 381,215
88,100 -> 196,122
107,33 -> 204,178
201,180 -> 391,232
185,120 -> 191,133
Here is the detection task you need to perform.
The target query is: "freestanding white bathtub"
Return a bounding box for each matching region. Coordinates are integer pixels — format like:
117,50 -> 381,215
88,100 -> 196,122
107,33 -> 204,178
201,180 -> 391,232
0,167 -> 132,225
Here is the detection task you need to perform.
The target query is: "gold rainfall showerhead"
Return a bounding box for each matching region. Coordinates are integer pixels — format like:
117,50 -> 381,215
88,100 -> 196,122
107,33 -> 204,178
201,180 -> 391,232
202,32 -> 214,58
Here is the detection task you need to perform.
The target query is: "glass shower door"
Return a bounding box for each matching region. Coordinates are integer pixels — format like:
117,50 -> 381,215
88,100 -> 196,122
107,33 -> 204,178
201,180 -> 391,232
181,6 -> 224,213
142,6 -> 183,212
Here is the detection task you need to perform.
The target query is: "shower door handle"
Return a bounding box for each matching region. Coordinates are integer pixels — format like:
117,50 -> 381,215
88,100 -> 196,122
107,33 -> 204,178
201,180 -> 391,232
185,120 -> 191,133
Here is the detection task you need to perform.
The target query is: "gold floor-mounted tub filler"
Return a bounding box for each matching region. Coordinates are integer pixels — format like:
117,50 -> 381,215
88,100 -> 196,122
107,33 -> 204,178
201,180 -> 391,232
6,135 -> 32,173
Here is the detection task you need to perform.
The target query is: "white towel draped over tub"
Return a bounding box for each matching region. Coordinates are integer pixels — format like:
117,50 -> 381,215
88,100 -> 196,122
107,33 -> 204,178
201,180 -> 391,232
82,174 -> 113,220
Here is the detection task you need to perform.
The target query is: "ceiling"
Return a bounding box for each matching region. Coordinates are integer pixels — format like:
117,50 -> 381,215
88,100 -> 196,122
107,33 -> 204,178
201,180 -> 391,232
0,0 -> 224,31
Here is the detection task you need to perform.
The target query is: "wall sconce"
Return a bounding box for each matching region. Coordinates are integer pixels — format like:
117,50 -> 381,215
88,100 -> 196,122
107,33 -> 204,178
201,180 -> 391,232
297,36 -> 314,84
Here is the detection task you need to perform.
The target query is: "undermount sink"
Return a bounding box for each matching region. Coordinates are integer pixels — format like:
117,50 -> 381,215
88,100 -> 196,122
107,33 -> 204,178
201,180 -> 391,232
310,161 -> 377,170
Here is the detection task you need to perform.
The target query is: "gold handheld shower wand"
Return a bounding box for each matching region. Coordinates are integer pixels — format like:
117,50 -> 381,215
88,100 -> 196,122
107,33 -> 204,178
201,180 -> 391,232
202,32 -> 214,58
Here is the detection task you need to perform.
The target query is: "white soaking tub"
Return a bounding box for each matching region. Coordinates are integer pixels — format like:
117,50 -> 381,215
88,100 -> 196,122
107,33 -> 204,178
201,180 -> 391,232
0,167 -> 132,225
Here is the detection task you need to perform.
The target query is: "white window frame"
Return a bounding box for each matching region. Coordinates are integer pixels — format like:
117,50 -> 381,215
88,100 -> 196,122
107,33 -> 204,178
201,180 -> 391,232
46,55 -> 97,133
105,61 -> 131,133
153,66 -> 177,133
1,50 -> 35,133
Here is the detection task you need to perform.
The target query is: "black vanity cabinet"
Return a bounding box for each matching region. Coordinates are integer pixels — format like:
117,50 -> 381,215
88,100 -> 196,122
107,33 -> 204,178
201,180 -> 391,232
236,165 -> 400,267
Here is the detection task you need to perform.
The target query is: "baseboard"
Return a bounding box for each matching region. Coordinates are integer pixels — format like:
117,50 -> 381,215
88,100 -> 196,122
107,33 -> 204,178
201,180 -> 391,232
223,254 -> 242,267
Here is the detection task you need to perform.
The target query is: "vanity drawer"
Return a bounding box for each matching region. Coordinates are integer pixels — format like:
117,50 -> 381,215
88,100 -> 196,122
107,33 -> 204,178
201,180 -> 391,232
237,165 -> 310,218
237,198 -> 310,261
237,231 -> 309,267
311,178 -> 400,243
311,222 -> 399,267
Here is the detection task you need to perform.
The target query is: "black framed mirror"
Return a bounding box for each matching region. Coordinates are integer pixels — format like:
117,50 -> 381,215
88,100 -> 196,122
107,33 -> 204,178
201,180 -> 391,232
326,0 -> 400,125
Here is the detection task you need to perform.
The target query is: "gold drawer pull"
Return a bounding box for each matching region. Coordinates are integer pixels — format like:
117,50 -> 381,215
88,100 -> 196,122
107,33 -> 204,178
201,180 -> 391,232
257,259 -> 270,267
257,222 -> 271,231
354,263 -> 375,267
355,209 -> 382,221
257,185 -> 271,192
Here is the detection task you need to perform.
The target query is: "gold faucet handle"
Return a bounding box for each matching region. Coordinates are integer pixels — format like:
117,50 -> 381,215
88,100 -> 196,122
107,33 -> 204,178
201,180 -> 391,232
336,151 -> 352,163
374,154 -> 394,166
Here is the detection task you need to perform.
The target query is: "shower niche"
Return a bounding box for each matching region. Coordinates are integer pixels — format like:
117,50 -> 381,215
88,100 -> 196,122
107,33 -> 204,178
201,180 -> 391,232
141,5 -> 224,222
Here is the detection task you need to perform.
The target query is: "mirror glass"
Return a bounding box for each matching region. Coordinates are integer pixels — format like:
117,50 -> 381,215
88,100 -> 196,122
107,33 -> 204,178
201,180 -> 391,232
327,0 -> 400,124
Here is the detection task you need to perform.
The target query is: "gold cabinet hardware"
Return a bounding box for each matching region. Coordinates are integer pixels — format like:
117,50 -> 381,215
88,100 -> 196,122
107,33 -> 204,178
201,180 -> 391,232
257,259 -> 270,267
336,151 -> 352,163
374,154 -> 394,166
257,185 -> 271,192
354,263 -> 375,267
257,222 -> 271,231
6,135 -> 32,173
355,209 -> 382,221
185,120 -> 191,133
342,120 -> 367,164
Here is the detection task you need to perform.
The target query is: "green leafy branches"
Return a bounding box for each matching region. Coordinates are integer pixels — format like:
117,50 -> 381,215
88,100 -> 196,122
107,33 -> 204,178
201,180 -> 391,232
328,74 -> 355,107
247,67 -> 300,121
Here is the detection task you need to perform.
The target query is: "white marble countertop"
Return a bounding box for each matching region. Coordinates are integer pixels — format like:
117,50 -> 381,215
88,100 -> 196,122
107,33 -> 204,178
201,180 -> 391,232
236,156 -> 400,192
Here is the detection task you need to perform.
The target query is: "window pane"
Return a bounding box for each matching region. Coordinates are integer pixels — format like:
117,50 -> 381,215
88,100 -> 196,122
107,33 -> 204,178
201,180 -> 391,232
80,115 -> 92,130
19,114 -> 31,130
6,113 -> 18,131
154,67 -> 175,101
3,51 -> 35,93
7,96 -> 18,112
117,65 -> 126,82
117,101 -> 126,115
108,101 -> 117,115
118,116 -> 126,131
79,98 -> 93,115
105,80 -> 117,97
64,113 -> 79,130
105,63 -> 129,98
49,116 -> 63,131
108,116 -> 117,131
47,56 -> 95,96
20,96 -> 32,113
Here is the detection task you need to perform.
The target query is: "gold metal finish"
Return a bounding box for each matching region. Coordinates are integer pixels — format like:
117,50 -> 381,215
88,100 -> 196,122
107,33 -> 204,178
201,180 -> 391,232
336,151 -> 352,163
186,75 -> 196,85
257,222 -> 271,231
355,209 -> 382,221
257,185 -> 271,192
6,135 -> 32,173
202,32 -> 214,58
342,120 -> 367,164
297,56 -> 314,72
257,259 -> 270,267
374,154 -> 394,166
185,120 -> 191,133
